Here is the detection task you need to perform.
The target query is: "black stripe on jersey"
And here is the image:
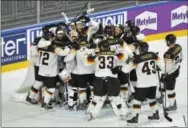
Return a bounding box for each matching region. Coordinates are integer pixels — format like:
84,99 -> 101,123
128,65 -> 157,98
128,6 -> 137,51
133,52 -> 158,64
164,44 -> 182,59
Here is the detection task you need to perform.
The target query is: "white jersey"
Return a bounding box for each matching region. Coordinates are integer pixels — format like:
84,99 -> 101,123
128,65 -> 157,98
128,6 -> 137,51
38,50 -> 59,77
72,47 -> 95,74
110,42 -> 133,66
84,50 -> 126,78
38,45 -> 71,77
122,52 -> 163,88
164,44 -> 182,75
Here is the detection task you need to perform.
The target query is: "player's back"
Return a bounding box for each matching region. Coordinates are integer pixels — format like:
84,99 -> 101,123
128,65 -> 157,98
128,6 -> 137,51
164,44 -> 182,74
95,51 -> 118,78
133,52 -> 159,88
72,47 -> 95,74
38,46 -> 59,77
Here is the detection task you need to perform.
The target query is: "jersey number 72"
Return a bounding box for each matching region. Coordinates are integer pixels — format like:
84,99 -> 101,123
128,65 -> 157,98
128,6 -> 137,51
39,51 -> 50,66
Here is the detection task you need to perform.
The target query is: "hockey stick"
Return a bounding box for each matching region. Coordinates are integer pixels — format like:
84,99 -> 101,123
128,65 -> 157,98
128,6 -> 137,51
157,69 -> 172,122
67,1 -> 90,26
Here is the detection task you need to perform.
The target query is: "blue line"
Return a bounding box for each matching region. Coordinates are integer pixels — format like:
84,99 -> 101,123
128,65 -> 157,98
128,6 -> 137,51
1,1 -> 181,33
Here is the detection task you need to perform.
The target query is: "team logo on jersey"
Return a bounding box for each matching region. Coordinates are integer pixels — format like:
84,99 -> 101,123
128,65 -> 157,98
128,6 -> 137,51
171,5 -> 188,28
91,11 -> 127,27
135,11 -> 157,31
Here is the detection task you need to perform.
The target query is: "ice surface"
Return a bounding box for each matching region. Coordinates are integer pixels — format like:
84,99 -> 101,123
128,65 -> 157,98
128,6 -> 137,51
1,36 -> 187,127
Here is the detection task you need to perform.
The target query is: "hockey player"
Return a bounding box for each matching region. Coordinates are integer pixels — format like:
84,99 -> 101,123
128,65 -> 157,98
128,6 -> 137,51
111,42 -> 164,125
64,29 -> 96,110
161,34 -> 183,112
26,25 -> 55,104
52,27 -> 72,106
84,39 -> 128,120
29,29 -> 72,110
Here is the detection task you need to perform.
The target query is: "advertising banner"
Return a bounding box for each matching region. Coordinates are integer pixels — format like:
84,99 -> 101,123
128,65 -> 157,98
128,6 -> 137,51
1,1 -> 187,69
127,1 -> 188,35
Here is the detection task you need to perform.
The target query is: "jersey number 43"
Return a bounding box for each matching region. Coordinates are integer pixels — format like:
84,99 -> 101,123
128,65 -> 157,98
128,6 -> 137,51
142,60 -> 156,75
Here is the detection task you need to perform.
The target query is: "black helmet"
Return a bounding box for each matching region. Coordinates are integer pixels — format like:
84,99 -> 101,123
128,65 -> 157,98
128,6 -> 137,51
131,26 -> 140,35
104,25 -> 114,37
139,42 -> 149,53
98,40 -> 110,51
126,20 -> 135,28
165,34 -> 176,46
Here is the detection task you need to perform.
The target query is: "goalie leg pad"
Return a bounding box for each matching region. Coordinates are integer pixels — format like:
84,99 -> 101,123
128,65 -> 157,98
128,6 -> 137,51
79,88 -> 87,104
88,95 -> 107,118
67,87 -> 78,107
109,96 -> 128,117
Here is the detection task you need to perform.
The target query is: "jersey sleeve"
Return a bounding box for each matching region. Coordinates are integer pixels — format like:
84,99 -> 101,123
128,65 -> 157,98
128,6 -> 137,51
54,46 -> 71,56
37,39 -> 52,48
64,49 -> 76,62
123,43 -> 134,58
121,60 -> 136,73
155,55 -> 165,74
163,52 -> 174,73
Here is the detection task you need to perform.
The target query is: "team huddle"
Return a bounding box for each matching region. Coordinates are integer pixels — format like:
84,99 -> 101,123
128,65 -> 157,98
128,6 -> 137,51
24,14 -> 182,125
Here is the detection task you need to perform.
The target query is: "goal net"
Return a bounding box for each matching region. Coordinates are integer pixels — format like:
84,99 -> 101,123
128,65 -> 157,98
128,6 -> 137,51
11,62 -> 41,103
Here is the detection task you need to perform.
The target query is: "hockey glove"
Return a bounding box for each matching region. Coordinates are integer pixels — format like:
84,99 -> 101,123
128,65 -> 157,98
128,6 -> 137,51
111,66 -> 122,74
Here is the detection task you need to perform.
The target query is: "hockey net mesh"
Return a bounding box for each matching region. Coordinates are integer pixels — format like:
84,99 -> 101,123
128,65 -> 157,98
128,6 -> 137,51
11,62 -> 41,102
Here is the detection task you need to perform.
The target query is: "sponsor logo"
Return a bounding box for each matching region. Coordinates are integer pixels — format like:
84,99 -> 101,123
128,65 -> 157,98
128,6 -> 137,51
135,11 -> 157,31
27,26 -> 43,45
91,11 -> 127,27
1,33 -> 27,65
171,5 -> 188,28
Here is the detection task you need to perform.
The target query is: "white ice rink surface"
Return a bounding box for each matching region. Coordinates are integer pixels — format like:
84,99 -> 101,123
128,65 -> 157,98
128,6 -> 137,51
2,36 -> 188,127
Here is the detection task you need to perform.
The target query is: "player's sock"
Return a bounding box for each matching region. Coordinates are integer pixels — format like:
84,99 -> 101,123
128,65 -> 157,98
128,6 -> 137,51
28,81 -> 43,100
120,83 -> 128,102
166,90 -> 177,111
127,99 -> 141,124
44,88 -> 55,104
148,99 -> 159,120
